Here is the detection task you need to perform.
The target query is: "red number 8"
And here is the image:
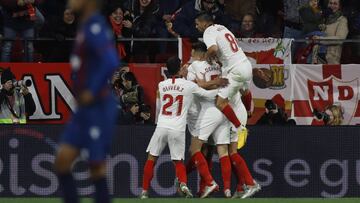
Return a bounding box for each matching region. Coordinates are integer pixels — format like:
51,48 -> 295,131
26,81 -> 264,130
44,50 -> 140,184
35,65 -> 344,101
225,33 -> 239,53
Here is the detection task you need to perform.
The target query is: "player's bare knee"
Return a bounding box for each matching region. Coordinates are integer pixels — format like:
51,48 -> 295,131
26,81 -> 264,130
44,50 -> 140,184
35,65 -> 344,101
216,96 -> 228,110
147,154 -> 158,162
217,144 -> 229,158
228,142 -> 238,155
54,145 -> 78,174
190,138 -> 203,155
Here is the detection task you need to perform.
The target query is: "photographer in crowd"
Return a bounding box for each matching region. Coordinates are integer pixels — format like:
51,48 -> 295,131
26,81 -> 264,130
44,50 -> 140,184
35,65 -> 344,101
0,68 -> 35,124
312,104 -> 344,125
256,94 -> 296,125
112,70 -> 152,124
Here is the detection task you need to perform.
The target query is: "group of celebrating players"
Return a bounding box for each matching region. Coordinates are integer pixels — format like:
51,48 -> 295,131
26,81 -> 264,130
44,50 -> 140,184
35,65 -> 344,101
54,1 -> 260,202
140,13 -> 261,198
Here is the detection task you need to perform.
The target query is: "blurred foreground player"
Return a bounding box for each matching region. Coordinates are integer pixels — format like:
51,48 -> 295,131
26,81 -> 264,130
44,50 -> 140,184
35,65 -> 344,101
140,57 -> 217,199
54,0 -> 119,203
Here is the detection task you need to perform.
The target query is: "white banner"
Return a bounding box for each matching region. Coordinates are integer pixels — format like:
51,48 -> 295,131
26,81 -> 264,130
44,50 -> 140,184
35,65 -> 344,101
292,64 -> 360,125
238,38 -> 293,65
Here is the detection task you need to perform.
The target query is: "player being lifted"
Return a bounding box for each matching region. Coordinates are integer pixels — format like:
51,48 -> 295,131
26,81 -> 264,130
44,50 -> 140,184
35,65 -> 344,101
54,0 -> 119,203
140,57 -> 219,199
194,13 -> 252,141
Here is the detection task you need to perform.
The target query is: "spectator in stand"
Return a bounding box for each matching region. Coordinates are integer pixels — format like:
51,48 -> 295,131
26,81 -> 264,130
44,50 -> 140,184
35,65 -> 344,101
173,0 -> 229,38
155,0 -> 181,53
224,0 -> 257,35
107,2 -> 133,62
131,0 -> 159,61
256,0 -> 283,37
39,8 -> 76,62
1,0 -> 40,62
282,0 -> 308,39
345,0 -> 360,63
256,94 -> 296,125
299,0 -> 328,63
314,0 -> 348,64
235,13 -> 264,38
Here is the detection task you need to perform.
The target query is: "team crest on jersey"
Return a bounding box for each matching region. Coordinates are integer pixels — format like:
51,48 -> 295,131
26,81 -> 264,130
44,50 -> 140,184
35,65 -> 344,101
308,77 -> 359,124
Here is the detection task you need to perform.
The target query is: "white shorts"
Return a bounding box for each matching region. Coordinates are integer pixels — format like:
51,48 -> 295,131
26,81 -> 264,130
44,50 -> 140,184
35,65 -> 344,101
187,113 -> 198,137
218,60 -> 252,100
146,127 -> 185,160
230,94 -> 248,143
193,106 -> 231,145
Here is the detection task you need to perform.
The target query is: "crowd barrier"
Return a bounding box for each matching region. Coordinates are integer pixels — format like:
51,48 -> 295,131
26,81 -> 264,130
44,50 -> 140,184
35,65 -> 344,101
0,125 -> 359,198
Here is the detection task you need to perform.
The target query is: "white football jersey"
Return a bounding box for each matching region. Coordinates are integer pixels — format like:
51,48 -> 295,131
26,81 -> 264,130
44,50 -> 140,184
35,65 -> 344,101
157,77 -> 216,131
187,64 -> 201,117
188,60 -> 221,106
203,24 -> 248,73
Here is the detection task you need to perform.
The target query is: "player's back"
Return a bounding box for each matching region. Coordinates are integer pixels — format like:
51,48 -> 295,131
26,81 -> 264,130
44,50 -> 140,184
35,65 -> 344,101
157,77 -> 199,131
188,60 -> 220,107
203,24 -> 248,72
71,13 -> 118,101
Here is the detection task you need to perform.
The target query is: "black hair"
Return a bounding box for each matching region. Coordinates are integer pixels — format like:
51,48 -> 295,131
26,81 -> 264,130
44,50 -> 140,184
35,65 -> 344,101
166,56 -> 181,76
195,12 -> 214,23
192,41 -> 208,53
122,72 -> 138,85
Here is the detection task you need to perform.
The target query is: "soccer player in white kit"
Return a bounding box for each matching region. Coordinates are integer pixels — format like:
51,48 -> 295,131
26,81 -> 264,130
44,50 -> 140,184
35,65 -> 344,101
194,13 -> 261,198
140,56 -> 217,199
194,13 -> 252,142
185,42 -> 234,198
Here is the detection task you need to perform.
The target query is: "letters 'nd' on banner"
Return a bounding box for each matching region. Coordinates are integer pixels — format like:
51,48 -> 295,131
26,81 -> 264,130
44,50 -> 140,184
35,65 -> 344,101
292,64 -> 360,125
181,38 -> 293,64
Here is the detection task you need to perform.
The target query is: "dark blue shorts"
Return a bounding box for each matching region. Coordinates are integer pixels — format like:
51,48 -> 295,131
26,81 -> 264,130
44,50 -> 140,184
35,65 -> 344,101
61,97 -> 118,162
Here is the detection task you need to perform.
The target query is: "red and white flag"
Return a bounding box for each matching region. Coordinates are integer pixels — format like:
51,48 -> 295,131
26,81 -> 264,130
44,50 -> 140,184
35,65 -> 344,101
292,64 -> 360,125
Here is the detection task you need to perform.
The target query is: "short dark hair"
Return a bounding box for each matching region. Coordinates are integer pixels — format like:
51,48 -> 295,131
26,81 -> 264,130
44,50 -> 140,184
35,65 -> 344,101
166,56 -> 181,76
192,41 -> 207,53
196,12 -> 214,23
122,72 -> 138,85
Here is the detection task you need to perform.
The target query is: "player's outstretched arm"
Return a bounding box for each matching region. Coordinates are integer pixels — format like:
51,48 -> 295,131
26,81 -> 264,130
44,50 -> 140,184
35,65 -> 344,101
196,77 -> 228,90
192,83 -> 217,99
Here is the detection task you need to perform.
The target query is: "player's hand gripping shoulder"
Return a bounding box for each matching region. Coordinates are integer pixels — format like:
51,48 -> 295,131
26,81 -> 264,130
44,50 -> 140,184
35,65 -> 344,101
196,77 -> 228,90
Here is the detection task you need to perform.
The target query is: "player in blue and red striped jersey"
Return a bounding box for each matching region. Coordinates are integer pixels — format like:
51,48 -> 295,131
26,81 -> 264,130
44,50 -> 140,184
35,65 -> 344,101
54,0 -> 119,203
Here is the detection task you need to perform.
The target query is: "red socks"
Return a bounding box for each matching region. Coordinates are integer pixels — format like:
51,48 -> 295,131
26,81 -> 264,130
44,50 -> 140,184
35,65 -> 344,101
142,160 -> 155,191
174,161 -> 187,184
219,156 -> 231,191
230,153 -> 254,186
192,152 -> 214,186
221,104 -> 241,128
241,91 -> 252,111
186,155 -> 196,174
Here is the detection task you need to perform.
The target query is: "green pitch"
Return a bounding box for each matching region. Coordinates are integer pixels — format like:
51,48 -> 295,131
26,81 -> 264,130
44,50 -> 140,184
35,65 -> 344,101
0,198 -> 359,203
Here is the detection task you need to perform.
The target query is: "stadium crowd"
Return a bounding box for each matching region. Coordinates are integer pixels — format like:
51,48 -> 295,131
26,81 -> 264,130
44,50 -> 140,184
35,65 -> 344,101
0,0 -> 360,63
